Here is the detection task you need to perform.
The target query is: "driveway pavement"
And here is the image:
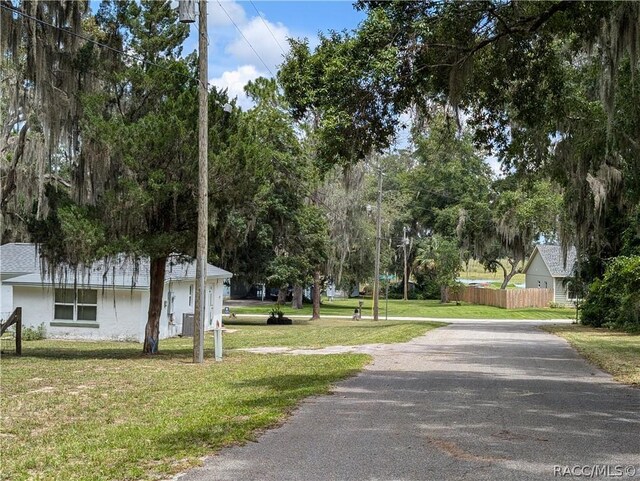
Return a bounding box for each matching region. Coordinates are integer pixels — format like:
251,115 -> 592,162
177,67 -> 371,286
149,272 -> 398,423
176,321 -> 640,481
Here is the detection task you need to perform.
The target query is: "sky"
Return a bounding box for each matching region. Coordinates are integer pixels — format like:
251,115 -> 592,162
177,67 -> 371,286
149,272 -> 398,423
181,1 -> 367,109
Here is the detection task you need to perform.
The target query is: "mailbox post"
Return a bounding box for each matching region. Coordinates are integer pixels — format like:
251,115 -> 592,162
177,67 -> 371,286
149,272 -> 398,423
213,321 -> 223,361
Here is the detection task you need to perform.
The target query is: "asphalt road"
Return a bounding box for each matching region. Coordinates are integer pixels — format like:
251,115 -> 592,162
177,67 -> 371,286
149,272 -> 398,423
176,321 -> 640,481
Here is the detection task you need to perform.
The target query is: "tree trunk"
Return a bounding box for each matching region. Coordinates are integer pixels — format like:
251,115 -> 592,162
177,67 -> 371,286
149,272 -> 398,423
440,285 -> 449,304
500,258 -> 520,289
311,270 -> 321,320
277,285 -> 287,304
143,256 -> 167,354
291,285 -> 303,309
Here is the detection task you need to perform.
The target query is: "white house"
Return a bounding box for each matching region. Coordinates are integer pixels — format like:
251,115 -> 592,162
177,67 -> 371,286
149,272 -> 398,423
0,243 -> 232,342
523,244 -> 577,306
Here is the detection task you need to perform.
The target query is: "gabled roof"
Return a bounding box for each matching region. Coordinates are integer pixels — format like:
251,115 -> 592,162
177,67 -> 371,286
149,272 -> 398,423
523,244 -> 577,278
1,243 -> 232,289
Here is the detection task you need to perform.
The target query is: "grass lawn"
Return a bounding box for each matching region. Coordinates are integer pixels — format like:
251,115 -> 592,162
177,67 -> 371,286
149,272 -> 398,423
541,324 -> 640,386
229,298 -> 576,320
0,319 -> 441,481
223,318 -> 444,349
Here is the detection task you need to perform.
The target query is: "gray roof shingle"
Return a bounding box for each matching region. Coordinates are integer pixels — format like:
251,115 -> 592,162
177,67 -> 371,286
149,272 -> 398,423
0,243 -> 40,275
533,245 -> 577,277
1,243 -> 232,288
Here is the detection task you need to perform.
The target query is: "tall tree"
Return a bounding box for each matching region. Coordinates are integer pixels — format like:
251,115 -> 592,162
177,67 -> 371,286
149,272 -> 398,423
240,77 -> 328,310
413,235 -> 461,303
351,1 -> 640,279
1,0 -> 90,242
279,31 -> 402,317
51,0 -> 195,353
459,178 -> 562,289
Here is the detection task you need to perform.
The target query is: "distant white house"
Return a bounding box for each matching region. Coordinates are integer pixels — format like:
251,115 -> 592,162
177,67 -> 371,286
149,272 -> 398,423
523,244 -> 577,306
0,243 -> 232,342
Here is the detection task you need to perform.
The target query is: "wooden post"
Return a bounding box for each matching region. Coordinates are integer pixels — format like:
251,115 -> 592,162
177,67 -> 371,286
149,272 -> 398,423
193,0 -> 208,363
16,310 -> 22,356
1,307 -> 22,355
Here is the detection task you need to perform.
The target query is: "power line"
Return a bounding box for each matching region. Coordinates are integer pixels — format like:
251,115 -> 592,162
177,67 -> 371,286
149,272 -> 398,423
248,0 -> 287,56
217,0 -> 275,77
0,2 -> 198,84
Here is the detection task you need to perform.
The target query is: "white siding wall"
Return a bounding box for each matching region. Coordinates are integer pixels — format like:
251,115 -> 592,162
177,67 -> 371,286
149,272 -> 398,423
160,280 -> 191,339
1,284 -> 13,320
12,285 -> 54,330
554,278 -> 575,307
525,252 -> 554,291
12,278 -> 227,342
13,286 -> 147,341
98,289 -> 148,341
138,291 -> 150,341
158,279 -> 225,338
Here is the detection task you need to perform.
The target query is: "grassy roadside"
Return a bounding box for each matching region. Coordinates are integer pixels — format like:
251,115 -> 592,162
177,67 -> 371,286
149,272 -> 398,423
541,324 -> 640,386
0,340 -> 368,481
223,318 -> 444,349
228,299 -> 575,320
1,320 -> 441,481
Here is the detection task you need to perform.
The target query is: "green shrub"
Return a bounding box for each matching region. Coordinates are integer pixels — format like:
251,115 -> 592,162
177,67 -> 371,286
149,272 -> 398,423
267,304 -> 292,325
581,256 -> 640,331
22,323 -> 46,341
418,279 -> 441,300
269,304 -> 284,319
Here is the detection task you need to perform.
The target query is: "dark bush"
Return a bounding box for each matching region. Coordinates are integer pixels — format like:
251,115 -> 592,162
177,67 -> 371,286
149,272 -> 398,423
267,315 -> 293,325
419,279 -> 441,300
581,256 -> 640,331
387,279 -> 441,300
266,305 -> 293,325
580,279 -> 613,327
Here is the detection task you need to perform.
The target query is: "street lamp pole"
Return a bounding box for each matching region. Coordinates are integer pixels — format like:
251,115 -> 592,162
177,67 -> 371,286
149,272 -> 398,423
373,163 -> 382,321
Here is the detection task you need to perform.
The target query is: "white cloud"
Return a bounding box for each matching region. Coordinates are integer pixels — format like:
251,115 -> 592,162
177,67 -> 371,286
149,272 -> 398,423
200,3 -> 294,109
225,17 -> 290,73
210,65 -> 263,110
208,0 -> 246,28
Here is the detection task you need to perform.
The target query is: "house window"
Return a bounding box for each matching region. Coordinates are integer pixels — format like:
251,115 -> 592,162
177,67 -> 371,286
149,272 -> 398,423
188,284 -> 193,307
54,289 -> 97,322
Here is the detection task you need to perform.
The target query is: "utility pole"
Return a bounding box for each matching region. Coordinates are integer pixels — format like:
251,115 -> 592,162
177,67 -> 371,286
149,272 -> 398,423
373,163 -> 382,321
193,0 -> 207,363
403,226 -> 409,301
182,1 -> 228,362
